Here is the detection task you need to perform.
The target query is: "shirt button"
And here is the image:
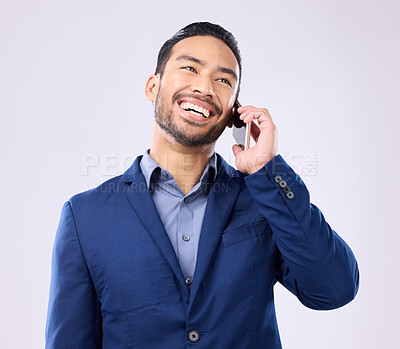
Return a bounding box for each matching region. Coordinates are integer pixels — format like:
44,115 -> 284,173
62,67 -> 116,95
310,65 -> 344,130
185,277 -> 192,286
161,171 -> 168,178
183,197 -> 189,203
182,234 -> 190,242
188,329 -> 200,343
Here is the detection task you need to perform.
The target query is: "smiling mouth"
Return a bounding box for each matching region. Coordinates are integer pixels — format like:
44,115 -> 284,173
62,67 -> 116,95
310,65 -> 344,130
178,102 -> 213,118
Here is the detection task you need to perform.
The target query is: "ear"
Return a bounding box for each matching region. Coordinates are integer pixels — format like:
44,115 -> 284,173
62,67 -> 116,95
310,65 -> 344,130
144,74 -> 160,102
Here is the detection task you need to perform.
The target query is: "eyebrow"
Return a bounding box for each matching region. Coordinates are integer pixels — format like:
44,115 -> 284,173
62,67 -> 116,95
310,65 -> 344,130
175,55 -> 238,82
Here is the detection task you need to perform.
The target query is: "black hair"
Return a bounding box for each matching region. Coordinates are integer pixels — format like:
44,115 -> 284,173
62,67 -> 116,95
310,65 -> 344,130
155,22 -> 242,99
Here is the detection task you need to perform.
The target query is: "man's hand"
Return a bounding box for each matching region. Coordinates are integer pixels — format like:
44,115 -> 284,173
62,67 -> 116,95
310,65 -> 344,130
232,105 -> 278,175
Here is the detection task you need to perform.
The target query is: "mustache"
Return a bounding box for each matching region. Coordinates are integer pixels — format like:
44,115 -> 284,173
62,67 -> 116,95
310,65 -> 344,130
173,92 -> 222,116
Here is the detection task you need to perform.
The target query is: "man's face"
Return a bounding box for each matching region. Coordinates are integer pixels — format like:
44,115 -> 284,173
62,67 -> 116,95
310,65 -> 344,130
152,35 -> 240,147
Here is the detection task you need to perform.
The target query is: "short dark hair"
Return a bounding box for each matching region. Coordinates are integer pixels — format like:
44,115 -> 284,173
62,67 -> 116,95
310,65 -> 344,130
155,22 -> 242,99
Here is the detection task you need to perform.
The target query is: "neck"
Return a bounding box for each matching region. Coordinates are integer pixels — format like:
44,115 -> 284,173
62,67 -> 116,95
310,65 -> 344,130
149,122 -> 215,195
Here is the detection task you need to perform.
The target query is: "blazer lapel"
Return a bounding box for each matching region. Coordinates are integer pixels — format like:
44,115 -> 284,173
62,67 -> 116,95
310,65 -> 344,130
122,156 -> 186,292
188,155 -> 241,311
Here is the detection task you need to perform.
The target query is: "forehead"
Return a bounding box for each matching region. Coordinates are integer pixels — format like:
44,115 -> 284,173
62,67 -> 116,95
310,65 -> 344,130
167,36 -> 239,73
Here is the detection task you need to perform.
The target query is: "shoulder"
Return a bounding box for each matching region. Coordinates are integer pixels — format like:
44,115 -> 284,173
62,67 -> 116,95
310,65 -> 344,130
67,175 -> 125,212
67,154 -> 143,211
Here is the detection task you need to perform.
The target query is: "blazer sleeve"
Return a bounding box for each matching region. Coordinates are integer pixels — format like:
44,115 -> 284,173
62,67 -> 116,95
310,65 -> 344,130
244,155 -> 360,310
45,201 -> 102,348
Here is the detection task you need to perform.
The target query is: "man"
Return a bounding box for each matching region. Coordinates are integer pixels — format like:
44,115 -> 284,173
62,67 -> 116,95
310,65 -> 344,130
46,22 -> 359,348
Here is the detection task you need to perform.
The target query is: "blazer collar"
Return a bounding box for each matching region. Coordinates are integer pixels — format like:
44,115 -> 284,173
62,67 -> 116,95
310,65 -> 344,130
122,155 -> 188,296
187,155 -> 241,311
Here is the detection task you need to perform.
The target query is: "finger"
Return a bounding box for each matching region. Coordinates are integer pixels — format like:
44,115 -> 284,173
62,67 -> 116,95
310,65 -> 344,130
242,110 -> 270,124
237,105 -> 255,113
239,108 -> 263,120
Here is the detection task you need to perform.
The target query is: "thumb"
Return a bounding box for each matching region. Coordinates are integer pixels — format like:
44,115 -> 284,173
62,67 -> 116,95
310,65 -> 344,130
232,144 -> 244,157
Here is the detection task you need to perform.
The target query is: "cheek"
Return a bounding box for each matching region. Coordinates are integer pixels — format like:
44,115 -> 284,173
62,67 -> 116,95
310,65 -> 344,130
170,73 -> 191,87
163,77 -> 191,100
220,95 -> 235,113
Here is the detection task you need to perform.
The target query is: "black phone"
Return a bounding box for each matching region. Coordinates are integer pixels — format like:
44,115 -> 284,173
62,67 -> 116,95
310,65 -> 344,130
232,100 -> 251,150
233,100 -> 246,128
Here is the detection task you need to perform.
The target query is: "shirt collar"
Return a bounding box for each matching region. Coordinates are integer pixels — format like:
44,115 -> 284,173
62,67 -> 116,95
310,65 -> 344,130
140,149 -> 218,190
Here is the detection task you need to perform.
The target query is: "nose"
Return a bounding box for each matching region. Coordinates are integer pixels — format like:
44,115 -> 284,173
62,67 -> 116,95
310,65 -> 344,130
190,75 -> 216,98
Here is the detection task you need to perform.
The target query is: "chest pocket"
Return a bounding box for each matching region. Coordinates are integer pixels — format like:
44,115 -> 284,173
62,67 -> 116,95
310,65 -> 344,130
222,220 -> 272,247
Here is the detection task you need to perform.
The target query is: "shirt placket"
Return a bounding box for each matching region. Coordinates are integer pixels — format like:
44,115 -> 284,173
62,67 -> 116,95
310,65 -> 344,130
177,197 -> 195,283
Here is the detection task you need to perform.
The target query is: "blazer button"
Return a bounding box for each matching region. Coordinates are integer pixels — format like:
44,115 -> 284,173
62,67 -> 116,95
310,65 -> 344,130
274,175 -> 282,183
188,330 -> 200,343
282,185 -> 291,194
286,191 -> 295,199
278,179 -> 287,188
185,277 -> 192,286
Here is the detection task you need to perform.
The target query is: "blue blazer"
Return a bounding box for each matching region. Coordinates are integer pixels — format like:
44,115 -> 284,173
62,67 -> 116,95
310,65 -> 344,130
46,154 -> 359,349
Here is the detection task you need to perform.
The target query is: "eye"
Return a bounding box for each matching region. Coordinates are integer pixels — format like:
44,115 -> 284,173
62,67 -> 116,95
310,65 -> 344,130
183,66 -> 196,72
217,78 -> 232,86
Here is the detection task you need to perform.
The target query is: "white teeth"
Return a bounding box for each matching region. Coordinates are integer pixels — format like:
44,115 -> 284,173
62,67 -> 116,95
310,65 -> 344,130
180,102 -> 211,118
188,110 -> 204,117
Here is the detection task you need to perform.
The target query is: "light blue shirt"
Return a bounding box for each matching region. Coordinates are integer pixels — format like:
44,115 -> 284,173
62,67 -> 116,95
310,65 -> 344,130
140,149 -> 217,285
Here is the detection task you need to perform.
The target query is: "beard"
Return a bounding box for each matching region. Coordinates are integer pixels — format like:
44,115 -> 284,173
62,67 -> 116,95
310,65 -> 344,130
154,89 -> 228,148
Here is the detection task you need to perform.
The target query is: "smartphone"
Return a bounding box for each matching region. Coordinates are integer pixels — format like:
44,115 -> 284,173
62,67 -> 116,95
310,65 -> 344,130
232,100 -> 251,150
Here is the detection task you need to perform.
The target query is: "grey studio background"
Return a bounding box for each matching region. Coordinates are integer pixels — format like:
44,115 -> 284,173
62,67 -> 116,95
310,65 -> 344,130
1,0 -> 399,348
